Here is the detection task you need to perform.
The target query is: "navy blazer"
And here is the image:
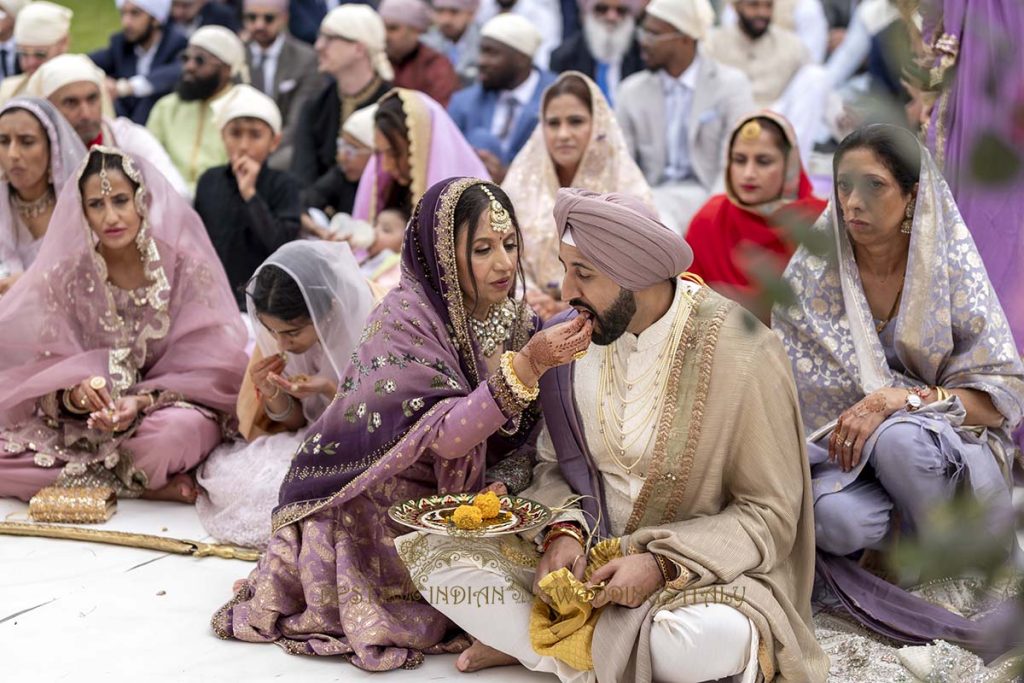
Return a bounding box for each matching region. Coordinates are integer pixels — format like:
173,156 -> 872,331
447,69 -> 556,166
90,26 -> 189,125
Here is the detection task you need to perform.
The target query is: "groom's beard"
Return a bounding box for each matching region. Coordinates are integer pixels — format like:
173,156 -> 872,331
570,289 -> 636,346
583,13 -> 636,65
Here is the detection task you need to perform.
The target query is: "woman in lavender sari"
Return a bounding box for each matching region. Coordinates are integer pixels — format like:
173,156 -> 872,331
0,147 -> 248,502
213,177 -> 592,671
774,124 -> 1024,658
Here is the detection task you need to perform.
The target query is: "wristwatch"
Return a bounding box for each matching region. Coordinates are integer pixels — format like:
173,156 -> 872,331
905,390 -> 923,412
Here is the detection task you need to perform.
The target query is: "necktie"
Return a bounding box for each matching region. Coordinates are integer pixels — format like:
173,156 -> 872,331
498,96 -> 519,141
0,48 -> 8,79
251,52 -> 266,93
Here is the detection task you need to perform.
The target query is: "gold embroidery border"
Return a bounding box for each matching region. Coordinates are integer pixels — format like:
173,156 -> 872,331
623,287 -> 735,533
270,397 -> 452,531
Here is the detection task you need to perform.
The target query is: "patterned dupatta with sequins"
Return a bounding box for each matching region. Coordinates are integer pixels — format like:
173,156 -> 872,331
274,177 -> 536,531
0,148 -> 247,426
773,128 -> 1024,468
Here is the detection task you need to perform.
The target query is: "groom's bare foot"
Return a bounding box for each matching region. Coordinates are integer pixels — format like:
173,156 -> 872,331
141,473 -> 198,504
456,640 -> 519,673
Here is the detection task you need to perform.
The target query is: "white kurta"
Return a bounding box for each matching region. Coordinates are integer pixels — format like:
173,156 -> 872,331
397,281 -> 760,683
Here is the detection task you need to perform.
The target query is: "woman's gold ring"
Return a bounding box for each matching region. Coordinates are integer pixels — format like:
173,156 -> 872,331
844,439 -> 853,448
89,377 -> 107,391
572,351 -> 587,361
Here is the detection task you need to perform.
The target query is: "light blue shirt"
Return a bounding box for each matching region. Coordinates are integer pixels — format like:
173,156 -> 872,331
659,56 -> 701,183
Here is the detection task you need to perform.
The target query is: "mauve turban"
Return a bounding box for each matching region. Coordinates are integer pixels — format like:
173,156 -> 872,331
554,188 -> 693,291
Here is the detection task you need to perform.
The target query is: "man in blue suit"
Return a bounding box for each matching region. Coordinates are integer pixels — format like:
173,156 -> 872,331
447,13 -> 554,182
91,0 -> 188,125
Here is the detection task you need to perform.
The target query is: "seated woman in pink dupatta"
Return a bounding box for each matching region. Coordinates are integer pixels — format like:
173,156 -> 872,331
0,147 -> 248,503
0,97 -> 87,294
213,178 -> 591,671
502,72 -> 654,321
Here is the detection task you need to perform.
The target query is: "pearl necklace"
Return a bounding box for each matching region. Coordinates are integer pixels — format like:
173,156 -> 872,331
468,300 -> 517,357
12,187 -> 55,220
596,290 -> 693,475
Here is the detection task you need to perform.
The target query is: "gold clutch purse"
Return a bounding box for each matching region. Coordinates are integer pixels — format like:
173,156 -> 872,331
29,486 -> 117,524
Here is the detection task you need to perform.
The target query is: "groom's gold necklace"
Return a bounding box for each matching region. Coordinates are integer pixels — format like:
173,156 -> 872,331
596,292 -> 692,474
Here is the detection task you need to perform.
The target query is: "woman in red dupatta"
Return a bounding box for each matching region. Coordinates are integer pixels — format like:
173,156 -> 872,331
687,111 -> 826,322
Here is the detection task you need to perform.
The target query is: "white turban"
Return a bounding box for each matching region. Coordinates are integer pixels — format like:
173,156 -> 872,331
644,0 -> 714,41
26,53 -> 104,98
189,25 -> 250,83
341,104 -> 377,149
480,14 -> 542,58
14,1 -> 72,45
0,1 -> 30,18
212,83 -> 282,134
114,0 -> 172,24
320,5 -> 394,81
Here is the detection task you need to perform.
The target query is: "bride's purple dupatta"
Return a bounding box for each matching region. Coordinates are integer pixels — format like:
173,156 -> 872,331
214,177 -> 539,671
272,176 -> 535,530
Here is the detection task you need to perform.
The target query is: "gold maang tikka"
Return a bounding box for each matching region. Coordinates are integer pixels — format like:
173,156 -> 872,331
739,119 -> 762,141
479,185 -> 512,234
99,155 -> 113,196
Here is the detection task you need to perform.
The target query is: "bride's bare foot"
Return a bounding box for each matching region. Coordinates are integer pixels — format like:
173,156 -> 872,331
141,472 -> 198,504
456,640 -> 519,673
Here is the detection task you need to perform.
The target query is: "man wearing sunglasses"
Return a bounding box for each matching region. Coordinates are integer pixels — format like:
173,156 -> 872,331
170,0 -> 240,38
146,25 -> 247,194
616,0 -> 754,235
242,0 -> 318,170
90,0 -> 189,125
549,0 -> 643,106
0,0 -> 70,104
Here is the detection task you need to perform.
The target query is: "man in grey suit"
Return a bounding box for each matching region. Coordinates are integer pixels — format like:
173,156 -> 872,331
616,0 -> 754,234
423,0 -> 482,87
243,0 -> 321,169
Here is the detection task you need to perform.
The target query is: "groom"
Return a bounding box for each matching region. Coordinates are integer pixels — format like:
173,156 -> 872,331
397,189 -> 826,682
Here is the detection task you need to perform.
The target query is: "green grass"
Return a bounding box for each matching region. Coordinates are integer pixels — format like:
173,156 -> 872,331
58,0 -> 122,54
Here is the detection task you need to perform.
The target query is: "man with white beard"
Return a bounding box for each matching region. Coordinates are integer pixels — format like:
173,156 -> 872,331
550,0 -> 642,106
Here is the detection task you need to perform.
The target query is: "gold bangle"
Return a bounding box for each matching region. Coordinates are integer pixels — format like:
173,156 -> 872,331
499,351 -> 539,404
935,386 -> 950,402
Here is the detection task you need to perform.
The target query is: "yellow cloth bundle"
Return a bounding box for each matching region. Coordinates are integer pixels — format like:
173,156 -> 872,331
529,538 -> 622,671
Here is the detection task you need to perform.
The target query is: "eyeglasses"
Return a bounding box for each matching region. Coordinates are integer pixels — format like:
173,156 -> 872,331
180,51 -> 208,66
336,139 -> 368,157
593,3 -> 629,17
17,48 -> 49,60
635,26 -> 682,45
243,12 -> 278,24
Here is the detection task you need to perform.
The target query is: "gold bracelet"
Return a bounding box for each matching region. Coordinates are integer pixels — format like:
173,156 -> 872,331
500,351 -> 539,404
934,386 -> 950,402
62,388 -> 90,415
